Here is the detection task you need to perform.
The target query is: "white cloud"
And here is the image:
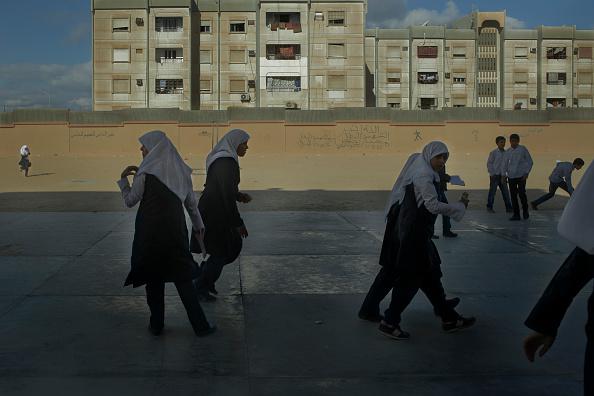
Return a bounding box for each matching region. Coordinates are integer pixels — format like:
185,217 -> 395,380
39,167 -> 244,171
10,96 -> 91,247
506,15 -> 527,30
0,62 -> 91,110
368,0 -> 461,28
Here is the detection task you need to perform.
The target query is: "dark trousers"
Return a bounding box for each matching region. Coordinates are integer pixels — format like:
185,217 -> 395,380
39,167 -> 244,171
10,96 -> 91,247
195,255 -> 227,294
508,177 -> 528,217
585,287 -> 594,396
532,181 -> 570,207
487,175 -> 512,210
146,280 -> 210,333
359,265 -> 458,325
437,189 -> 451,234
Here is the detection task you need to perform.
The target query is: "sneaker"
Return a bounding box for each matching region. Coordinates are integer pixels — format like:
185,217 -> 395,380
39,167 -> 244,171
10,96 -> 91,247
378,321 -> 410,340
196,324 -> 217,337
443,231 -> 458,238
442,316 -> 476,333
358,311 -> 384,323
509,216 -> 521,221
523,211 -> 530,220
530,201 -> 538,211
433,297 -> 461,316
487,207 -> 495,213
431,234 -> 440,239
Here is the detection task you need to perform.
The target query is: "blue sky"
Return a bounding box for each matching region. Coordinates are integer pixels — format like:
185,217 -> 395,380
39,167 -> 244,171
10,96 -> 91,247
0,0 -> 593,110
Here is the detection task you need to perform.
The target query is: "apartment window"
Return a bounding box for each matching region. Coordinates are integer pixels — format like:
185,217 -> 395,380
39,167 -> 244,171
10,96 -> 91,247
327,74 -> 346,90
418,72 -> 438,84
200,79 -> 211,93
266,44 -> 301,60
230,79 -> 246,93
386,46 -> 401,58
230,21 -> 246,33
267,12 -> 302,32
547,47 -> 567,59
578,47 -> 593,59
327,11 -> 345,26
266,76 -> 301,92
113,48 -> 130,63
387,96 -> 401,108
200,50 -> 212,64
135,48 -> 143,55
230,49 -> 246,63
328,43 -> 346,58
452,47 -> 466,58
513,96 -> 528,110
314,11 -> 324,21
452,72 -> 466,84
112,17 -> 130,32
546,97 -> 566,108
478,83 -> 497,97
420,97 -> 437,109
155,17 -> 183,32
386,71 -> 401,84
578,72 -> 593,85
514,47 -> 528,58
577,97 -> 593,107
112,77 -> 130,94
200,20 -> 211,33
546,72 -> 567,85
514,72 -> 528,84
155,79 -> 183,94
452,97 -> 466,107
418,46 -> 438,58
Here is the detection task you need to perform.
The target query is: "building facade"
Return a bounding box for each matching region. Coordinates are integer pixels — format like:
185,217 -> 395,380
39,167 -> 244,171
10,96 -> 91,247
92,1 -> 594,111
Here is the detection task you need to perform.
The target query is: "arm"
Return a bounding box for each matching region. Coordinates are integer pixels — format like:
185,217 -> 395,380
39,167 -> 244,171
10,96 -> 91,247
215,160 -> 245,228
487,151 -> 495,175
117,173 -> 145,208
184,190 -> 205,231
565,168 -> 574,194
523,147 -> 534,177
501,151 -> 509,177
414,176 -> 466,221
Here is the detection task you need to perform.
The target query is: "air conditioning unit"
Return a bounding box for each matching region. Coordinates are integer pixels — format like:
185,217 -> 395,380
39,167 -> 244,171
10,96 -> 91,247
136,79 -> 143,86
574,48 -> 579,55
285,101 -> 298,109
530,48 -> 537,54
248,50 -> 256,57
445,73 -> 451,79
136,18 -> 144,26
240,93 -> 251,102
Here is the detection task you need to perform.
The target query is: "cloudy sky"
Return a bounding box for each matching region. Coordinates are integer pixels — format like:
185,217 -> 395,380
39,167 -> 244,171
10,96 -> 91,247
0,0 -> 593,110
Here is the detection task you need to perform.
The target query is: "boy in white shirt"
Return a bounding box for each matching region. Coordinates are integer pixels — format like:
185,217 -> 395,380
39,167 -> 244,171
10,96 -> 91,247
486,136 -> 513,213
531,158 -> 584,210
502,133 -> 533,220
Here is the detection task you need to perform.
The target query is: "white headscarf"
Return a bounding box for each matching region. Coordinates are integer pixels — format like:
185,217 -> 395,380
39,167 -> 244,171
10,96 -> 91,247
205,129 -> 250,172
136,130 -> 193,202
20,145 -> 30,156
385,141 -> 449,216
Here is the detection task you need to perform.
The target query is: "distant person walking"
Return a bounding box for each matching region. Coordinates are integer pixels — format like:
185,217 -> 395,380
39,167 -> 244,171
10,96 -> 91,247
359,141 -> 475,340
19,145 -> 31,177
117,130 -> 215,337
502,133 -> 533,220
191,129 -> 251,302
531,158 -> 585,210
486,136 -> 513,213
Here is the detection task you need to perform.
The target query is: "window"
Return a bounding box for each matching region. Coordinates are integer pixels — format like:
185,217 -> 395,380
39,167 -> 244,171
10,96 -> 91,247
314,12 -> 324,21
420,97 -> 437,109
514,72 -> 528,84
230,49 -> 246,63
577,97 -> 593,107
230,79 -> 245,93
136,48 -> 143,54
546,98 -> 566,108
578,72 -> 593,85
546,47 -> 566,59
267,12 -> 302,31
514,47 -> 528,58
266,44 -> 301,60
386,46 -> 401,58
155,17 -> 183,32
386,71 -> 401,84
418,46 -> 438,58
546,72 -> 567,85
200,50 -> 212,64
452,47 -> 466,58
513,96 -> 528,110
113,48 -> 130,63
418,72 -> 438,84
112,77 -> 130,94
327,11 -> 345,26
327,74 -> 346,90
155,79 -> 183,94
200,79 -> 211,93
112,18 -> 130,32
230,21 -> 246,33
452,72 -> 466,84
328,43 -> 346,58
578,47 -> 593,59
266,76 -> 301,92
387,96 -> 401,108
452,97 -> 466,107
156,48 -> 183,63
200,20 -> 211,33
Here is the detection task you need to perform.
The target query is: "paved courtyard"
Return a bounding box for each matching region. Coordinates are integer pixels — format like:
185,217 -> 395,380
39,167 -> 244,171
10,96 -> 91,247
0,199 -> 589,395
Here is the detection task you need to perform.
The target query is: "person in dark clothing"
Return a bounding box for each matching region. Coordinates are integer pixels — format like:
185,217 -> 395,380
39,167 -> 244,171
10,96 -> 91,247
486,136 -> 513,213
117,130 -> 216,337
359,141 -> 475,340
19,145 -> 31,177
524,247 -> 594,396
502,133 -> 533,220
192,129 -> 251,301
434,166 -> 458,238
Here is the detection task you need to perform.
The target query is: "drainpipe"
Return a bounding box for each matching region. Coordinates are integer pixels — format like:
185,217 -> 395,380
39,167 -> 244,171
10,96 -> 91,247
217,0 -> 221,110
256,1 -> 260,108
91,0 -> 94,111
307,0 -> 311,109
374,27 -> 378,107
146,0 -> 150,108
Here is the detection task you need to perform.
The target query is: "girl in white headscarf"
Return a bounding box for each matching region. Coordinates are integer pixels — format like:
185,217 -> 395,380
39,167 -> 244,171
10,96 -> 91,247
359,141 -> 475,340
117,130 -> 215,337
18,145 -> 31,177
191,129 -> 251,301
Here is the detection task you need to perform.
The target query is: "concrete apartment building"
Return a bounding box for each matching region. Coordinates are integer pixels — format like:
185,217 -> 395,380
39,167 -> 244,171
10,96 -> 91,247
92,2 -> 594,111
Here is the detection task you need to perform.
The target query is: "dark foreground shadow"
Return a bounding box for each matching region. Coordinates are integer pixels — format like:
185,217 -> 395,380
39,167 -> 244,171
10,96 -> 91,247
26,172 -> 56,178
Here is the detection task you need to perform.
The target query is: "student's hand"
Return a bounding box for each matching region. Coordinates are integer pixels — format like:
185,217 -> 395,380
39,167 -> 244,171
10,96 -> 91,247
237,192 -> 252,203
121,166 -> 139,178
523,332 -> 555,362
238,225 -> 249,238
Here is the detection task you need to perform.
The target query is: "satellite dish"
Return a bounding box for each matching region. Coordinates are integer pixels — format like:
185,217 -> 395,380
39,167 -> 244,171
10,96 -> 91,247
421,20 -> 430,26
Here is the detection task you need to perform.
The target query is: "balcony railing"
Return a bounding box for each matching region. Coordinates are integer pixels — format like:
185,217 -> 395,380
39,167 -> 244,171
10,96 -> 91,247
270,22 -> 302,32
266,54 -> 301,61
155,88 -> 184,95
158,57 -> 184,64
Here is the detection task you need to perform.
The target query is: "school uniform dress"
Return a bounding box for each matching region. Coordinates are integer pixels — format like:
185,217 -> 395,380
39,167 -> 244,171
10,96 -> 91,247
437,167 -> 452,234
503,145 -> 533,218
486,148 -> 512,210
532,162 -> 575,207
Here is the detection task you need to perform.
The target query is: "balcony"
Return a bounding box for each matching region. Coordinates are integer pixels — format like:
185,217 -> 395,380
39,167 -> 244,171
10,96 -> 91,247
156,48 -> 184,65
266,44 -> 301,61
266,12 -> 301,32
418,72 -> 438,84
266,76 -> 301,92
155,17 -> 183,33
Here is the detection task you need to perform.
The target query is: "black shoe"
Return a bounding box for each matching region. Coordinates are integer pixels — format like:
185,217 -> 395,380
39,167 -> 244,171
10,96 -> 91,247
509,216 -> 521,221
443,231 -> 458,238
148,324 -> 163,336
487,207 -> 495,213
431,234 -> 440,239
358,311 -> 384,323
196,324 -> 217,337
442,316 -> 476,333
530,201 -> 538,211
378,321 -> 410,340
433,297 -> 461,316
523,211 -> 530,220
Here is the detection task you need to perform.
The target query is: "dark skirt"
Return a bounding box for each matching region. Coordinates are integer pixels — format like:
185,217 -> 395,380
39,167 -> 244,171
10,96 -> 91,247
18,156 -> 31,170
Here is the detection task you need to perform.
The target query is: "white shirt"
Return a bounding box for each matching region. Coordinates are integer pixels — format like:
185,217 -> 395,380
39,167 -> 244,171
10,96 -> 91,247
503,145 -> 533,179
413,177 -> 466,222
487,148 -> 507,176
549,162 -> 575,193
117,174 -> 204,231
